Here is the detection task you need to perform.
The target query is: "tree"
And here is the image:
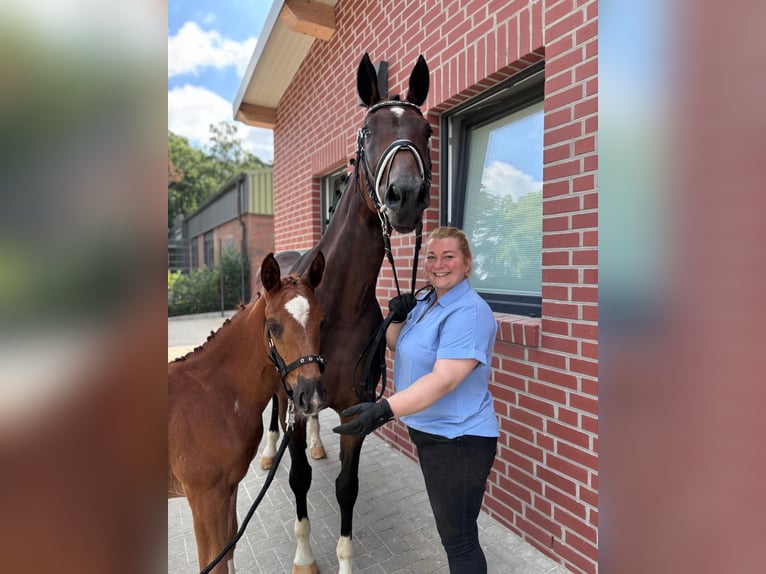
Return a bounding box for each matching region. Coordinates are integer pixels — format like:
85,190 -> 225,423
167,122 -> 267,231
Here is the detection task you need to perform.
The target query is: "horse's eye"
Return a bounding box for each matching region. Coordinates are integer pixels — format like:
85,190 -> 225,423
267,321 -> 283,338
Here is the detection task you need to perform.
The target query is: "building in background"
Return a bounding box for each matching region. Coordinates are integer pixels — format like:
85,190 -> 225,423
168,168 -> 275,301
235,2 -> 597,572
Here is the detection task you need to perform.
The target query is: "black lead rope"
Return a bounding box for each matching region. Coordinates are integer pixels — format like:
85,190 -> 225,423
355,222 -> 424,403
200,423 -> 293,574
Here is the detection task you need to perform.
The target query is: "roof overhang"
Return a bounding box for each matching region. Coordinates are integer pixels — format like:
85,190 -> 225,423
233,0 -> 337,129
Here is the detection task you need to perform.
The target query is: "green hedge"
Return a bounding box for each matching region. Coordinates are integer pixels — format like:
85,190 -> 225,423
168,249 -> 250,316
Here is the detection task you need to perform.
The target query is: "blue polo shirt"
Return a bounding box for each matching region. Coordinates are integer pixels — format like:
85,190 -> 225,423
393,279 -> 499,439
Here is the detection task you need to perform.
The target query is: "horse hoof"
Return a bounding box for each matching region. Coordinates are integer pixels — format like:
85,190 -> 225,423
292,561 -> 319,574
260,455 -> 274,470
310,446 -> 326,460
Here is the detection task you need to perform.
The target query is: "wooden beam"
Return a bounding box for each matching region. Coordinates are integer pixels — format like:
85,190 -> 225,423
236,104 -> 276,129
280,0 -> 336,41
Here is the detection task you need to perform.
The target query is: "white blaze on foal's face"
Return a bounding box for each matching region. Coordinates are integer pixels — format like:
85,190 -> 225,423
284,295 -> 311,328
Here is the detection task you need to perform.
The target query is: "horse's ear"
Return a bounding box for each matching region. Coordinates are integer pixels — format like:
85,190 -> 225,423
406,55 -> 429,107
260,253 -> 281,293
357,53 -> 380,107
305,250 -> 325,290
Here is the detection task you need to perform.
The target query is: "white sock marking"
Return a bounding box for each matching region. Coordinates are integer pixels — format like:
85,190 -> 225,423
307,415 -> 323,450
284,295 -> 311,328
294,517 -> 316,566
337,535 -> 353,574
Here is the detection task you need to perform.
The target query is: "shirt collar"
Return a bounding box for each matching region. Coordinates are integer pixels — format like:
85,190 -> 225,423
434,278 -> 471,307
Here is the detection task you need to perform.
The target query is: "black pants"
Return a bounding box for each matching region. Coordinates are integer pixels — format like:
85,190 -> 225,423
408,427 -> 497,574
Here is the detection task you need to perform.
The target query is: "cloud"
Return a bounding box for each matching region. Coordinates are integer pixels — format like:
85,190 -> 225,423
481,160 -> 541,199
168,21 -> 256,77
168,84 -> 273,162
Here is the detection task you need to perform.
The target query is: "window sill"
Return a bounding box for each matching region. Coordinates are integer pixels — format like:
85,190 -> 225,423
495,313 -> 541,348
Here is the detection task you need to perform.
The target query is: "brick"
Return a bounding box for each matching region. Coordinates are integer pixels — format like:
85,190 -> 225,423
543,179 -> 571,198
546,124 -> 583,146
543,267 -> 579,284
545,84 -> 584,110
548,420 -> 590,449
542,250 -> 570,265
519,394 -> 556,418
537,366 -> 578,390
569,392 -> 597,415
543,194 -> 580,214
569,357 -> 597,377
506,402 -> 541,427
545,453 -> 589,483
540,333 -> 578,354
526,506 -> 563,538
554,507 -> 597,543
538,467 -> 578,497
544,142 -> 571,163
572,248 -> 597,265
556,441 -> 597,470
543,300 -> 579,319
571,321 -> 598,340
547,10 -> 585,42
528,348 -> 567,369
529,380 -> 567,403
571,285 -> 598,302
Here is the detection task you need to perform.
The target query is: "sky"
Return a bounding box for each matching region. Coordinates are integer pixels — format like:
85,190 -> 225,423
168,0 -> 275,163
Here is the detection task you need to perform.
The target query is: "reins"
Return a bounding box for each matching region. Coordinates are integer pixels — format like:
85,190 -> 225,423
353,99 -> 430,403
200,336 -> 325,574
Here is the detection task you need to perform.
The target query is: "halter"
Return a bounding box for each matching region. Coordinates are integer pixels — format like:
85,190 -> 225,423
266,329 -> 326,399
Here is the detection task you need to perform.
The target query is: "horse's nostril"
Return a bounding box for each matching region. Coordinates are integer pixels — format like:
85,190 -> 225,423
386,184 -> 402,207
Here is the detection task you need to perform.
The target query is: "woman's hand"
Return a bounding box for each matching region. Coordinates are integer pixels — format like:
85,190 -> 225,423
332,399 -> 394,436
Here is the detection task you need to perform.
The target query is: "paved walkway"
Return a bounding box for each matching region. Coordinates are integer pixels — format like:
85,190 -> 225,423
168,313 -> 570,574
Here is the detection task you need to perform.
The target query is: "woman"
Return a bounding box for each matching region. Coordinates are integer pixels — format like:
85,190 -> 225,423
334,226 -> 498,573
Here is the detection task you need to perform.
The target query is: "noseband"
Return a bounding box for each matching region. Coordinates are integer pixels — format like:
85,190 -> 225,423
267,329 -> 326,399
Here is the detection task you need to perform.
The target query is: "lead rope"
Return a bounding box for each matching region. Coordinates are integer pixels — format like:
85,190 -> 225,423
356,221 -> 423,402
199,400 -> 294,574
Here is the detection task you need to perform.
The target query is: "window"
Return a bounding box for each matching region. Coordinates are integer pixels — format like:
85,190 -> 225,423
321,168 -> 348,233
191,239 -> 199,269
203,231 -> 214,268
443,63 -> 544,316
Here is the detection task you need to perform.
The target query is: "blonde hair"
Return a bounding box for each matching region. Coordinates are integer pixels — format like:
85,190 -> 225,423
426,226 -> 473,276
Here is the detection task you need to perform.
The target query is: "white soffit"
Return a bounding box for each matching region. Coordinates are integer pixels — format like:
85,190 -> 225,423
233,0 -> 337,129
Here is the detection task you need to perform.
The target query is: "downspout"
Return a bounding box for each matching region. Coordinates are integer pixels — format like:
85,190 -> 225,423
237,173 -> 248,303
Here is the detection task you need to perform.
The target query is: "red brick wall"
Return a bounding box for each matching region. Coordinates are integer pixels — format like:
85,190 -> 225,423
272,1 -> 598,572
213,215 -> 275,299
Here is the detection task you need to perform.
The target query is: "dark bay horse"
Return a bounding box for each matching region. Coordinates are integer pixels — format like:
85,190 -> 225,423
168,251 -> 326,574
267,53 -> 432,574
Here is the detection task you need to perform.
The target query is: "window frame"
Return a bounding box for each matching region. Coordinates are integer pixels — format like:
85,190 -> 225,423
442,62 -> 545,317
320,167 -> 348,234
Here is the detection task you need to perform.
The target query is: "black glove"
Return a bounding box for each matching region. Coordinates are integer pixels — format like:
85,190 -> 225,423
388,293 -> 417,323
332,399 -> 394,436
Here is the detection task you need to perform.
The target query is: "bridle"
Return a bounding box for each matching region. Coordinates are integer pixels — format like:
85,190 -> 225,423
354,99 -> 432,296
352,99 -> 433,402
266,328 -> 326,399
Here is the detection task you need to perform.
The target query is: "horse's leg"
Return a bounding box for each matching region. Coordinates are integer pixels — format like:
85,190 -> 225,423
307,414 -> 326,460
287,419 -> 319,574
260,394 -> 280,470
335,434 -> 365,574
188,485 -> 237,574
226,488 -> 238,573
